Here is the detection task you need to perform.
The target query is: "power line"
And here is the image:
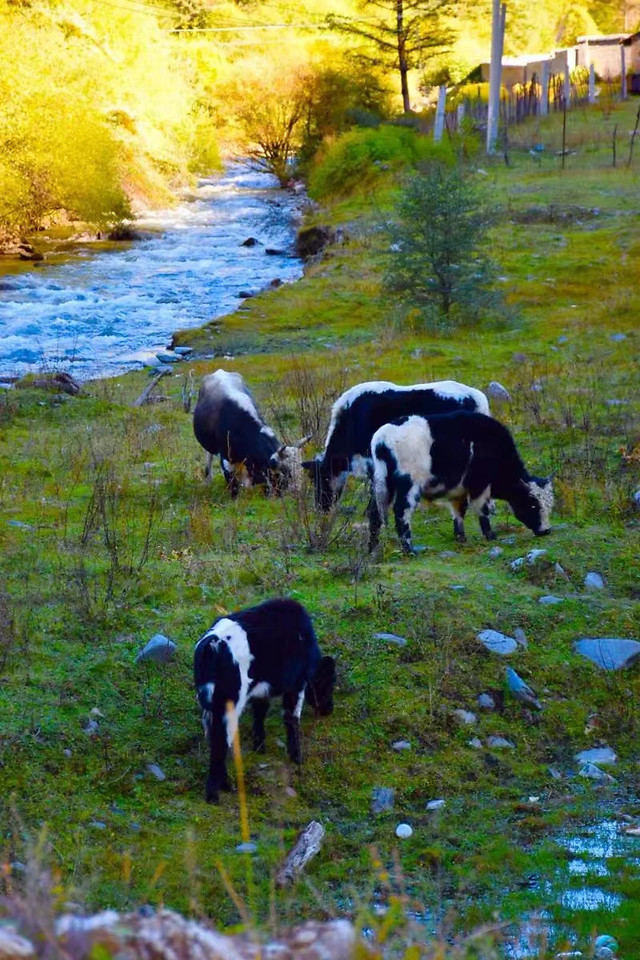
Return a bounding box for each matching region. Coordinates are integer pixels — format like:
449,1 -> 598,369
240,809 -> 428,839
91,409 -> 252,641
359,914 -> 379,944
170,22 -> 333,33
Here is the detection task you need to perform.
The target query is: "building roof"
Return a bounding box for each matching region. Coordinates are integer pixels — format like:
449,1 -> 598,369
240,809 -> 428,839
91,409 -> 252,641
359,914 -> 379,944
621,32 -> 640,46
577,34 -> 629,45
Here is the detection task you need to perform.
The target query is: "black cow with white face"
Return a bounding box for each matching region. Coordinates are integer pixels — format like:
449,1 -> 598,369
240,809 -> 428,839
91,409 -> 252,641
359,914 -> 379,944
369,411 -> 554,554
193,370 -> 308,495
300,380 -> 490,511
194,598 -> 335,803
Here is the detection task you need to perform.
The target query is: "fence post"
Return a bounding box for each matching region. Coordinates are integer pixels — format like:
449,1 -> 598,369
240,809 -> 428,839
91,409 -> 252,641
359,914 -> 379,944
588,63 -> 596,103
541,61 -> 550,116
564,69 -> 571,109
456,101 -> 466,128
621,44 -> 627,100
433,85 -> 446,142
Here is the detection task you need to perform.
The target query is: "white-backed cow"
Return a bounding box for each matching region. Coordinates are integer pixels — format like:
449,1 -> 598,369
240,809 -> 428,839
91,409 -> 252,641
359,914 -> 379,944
194,598 -> 335,803
301,380 -> 490,511
193,370 -> 309,495
369,411 -> 553,554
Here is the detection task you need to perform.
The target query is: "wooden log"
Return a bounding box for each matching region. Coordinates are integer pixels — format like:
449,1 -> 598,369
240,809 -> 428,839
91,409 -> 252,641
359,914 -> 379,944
132,370 -> 169,407
276,820 -> 325,887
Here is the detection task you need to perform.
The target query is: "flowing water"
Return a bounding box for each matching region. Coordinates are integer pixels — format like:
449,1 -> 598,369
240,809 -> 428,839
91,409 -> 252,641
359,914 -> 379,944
0,165 -> 303,381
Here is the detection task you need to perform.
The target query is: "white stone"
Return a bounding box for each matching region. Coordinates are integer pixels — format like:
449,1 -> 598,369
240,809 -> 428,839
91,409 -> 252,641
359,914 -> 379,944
146,763 -> 166,781
395,823 -> 413,839
486,736 -> 515,749
426,799 -> 446,811
453,709 -> 477,725
579,762 -> 615,782
487,381 -> 511,401
477,629 -> 518,655
584,572 -> 604,591
574,637 -> 640,671
477,693 -> 495,710
468,738 -> 483,749
136,634 -> 177,664
574,747 -> 617,766
539,595 -> 563,605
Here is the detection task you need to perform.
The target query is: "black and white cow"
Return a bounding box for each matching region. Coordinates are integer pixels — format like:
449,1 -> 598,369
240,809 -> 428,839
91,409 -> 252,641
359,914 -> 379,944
369,411 -> 553,554
192,370 -> 309,495
194,598 -> 335,803
299,380 -> 490,511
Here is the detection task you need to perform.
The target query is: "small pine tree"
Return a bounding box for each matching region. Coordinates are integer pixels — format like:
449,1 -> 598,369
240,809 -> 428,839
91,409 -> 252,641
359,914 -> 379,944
383,164 -> 502,330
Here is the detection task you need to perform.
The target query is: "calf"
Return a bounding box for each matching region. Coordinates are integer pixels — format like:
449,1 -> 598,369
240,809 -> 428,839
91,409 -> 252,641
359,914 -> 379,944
301,380 -> 490,511
194,598 -> 335,803
369,411 -> 553,554
193,369 -> 308,495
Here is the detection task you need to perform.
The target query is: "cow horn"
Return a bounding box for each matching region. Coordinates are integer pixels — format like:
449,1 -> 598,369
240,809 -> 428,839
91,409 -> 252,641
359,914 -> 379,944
295,434 -> 313,448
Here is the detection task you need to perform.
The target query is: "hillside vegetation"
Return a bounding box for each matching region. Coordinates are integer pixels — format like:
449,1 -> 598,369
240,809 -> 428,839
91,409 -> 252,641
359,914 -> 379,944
1,0 -> 637,235
1,101 -> 639,957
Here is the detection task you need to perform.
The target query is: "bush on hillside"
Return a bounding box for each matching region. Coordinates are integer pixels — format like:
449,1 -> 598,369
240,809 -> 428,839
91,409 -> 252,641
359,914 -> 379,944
307,126 -> 455,200
382,164 -> 503,331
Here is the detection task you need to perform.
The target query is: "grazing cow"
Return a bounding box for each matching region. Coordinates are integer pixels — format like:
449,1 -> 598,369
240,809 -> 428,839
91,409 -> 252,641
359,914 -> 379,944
192,370 -> 309,495
194,598 -> 335,803
301,380 -> 490,511
369,411 -> 553,554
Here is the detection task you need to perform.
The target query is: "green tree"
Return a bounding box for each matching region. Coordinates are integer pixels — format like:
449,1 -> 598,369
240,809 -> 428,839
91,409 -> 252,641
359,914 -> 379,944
328,0 -> 454,114
383,164 -> 501,329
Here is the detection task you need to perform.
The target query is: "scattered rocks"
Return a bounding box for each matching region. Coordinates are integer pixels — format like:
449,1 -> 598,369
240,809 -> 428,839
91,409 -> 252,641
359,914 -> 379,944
173,346 -> 193,356
594,935 -> 618,956
16,371 -> 80,395
574,637 -> 640,671
155,353 -> 180,364
633,489 -> 640,509
477,693 -> 496,711
238,290 -> 255,299
574,747 -> 617,766
468,737 -> 483,749
136,634 -> 177,664
439,551 -> 457,559
506,667 -> 542,709
584,572 -> 604,591
240,237 -> 260,247
610,333 -> 626,342
579,762 -> 616,783
453,709 -> 477,725
146,763 -> 166,781
539,595 -> 563,605
236,842 -> 258,853
488,546 -> 503,559
276,821 -> 325,887
486,736 -> 515,749
395,823 -> 413,839
90,820 -> 107,830
487,381 -> 511,401
373,631 -> 407,646
477,629 -> 518,655
391,739 -> 411,752
426,798 -> 446,811
371,787 -> 395,814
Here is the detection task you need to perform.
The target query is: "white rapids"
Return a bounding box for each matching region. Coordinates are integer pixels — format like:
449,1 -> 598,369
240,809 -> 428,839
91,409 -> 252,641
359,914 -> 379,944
0,164 -> 303,381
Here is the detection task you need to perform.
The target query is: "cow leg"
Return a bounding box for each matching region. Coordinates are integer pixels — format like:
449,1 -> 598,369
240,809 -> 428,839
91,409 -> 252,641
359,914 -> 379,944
450,498 -> 468,543
282,689 -> 305,764
220,457 -> 240,498
470,487 -> 495,540
251,699 -> 269,753
204,713 -> 231,803
367,493 -> 383,553
394,480 -> 420,555
204,452 -> 213,481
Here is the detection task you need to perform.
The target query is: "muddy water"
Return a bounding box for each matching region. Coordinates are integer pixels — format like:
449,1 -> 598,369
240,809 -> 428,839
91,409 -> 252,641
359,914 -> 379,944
0,165 -> 303,381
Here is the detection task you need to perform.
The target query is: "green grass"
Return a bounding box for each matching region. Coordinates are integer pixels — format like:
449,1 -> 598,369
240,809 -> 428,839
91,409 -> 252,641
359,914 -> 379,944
1,100 -> 640,957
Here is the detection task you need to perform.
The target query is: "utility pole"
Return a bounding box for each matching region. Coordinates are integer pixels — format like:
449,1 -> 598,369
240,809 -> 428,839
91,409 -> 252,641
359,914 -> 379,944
487,0 -> 506,154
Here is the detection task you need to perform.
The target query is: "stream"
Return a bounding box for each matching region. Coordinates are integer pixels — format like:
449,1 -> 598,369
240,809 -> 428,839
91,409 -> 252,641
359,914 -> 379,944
0,164 -> 304,381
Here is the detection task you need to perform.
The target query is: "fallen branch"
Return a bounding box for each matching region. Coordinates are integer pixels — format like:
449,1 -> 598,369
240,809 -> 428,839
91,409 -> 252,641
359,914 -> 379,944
276,820 -> 325,887
132,371 -> 169,407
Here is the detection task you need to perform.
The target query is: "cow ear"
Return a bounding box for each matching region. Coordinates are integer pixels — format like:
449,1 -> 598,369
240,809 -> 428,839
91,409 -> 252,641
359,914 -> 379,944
276,444 -> 286,456
295,434 -> 313,449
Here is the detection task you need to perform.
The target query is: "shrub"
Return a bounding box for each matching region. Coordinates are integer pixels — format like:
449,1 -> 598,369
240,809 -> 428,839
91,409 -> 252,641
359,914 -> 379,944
308,125 -> 455,200
382,163 -> 503,330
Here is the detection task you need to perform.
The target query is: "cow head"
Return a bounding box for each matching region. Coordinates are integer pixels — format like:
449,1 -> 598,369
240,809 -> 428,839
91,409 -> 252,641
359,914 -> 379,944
510,476 -> 554,535
306,655 -> 336,716
269,435 -> 313,491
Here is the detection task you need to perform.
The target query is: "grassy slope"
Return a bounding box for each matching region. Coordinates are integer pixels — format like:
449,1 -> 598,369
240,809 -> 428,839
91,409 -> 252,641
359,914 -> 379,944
1,102 -> 639,956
